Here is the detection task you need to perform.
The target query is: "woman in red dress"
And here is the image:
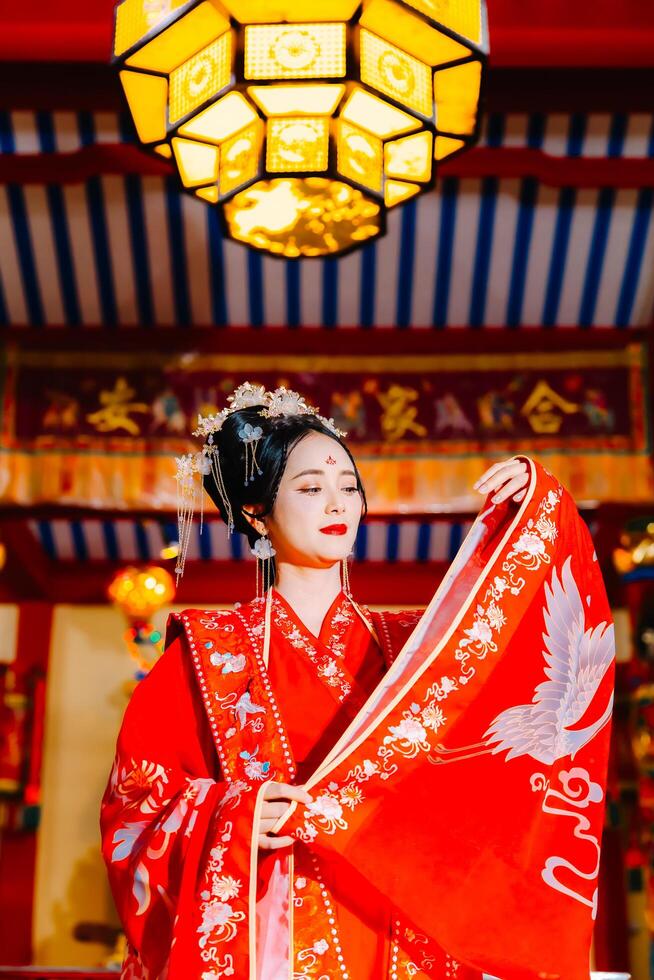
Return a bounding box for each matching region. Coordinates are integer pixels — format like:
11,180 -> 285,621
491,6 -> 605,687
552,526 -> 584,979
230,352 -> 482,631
101,384 -> 611,980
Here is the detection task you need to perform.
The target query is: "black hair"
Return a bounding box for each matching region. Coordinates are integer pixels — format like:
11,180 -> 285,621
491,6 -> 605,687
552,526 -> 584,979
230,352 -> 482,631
203,407 -> 368,547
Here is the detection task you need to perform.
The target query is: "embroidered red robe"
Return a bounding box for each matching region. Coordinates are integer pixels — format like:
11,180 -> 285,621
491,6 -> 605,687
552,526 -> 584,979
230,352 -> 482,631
101,457 -> 614,980
101,586 -> 465,978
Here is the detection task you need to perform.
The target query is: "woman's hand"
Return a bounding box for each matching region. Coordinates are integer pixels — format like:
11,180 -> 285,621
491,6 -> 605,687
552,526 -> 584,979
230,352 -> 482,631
474,458 -> 529,505
258,781 -> 312,851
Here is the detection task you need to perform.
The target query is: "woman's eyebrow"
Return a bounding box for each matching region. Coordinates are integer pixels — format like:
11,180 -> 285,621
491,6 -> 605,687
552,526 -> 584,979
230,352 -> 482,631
290,468 -> 356,480
290,468 -> 324,480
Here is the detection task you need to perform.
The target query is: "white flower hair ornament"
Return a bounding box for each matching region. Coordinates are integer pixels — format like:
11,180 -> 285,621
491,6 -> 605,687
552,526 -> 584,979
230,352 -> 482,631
261,387 -> 346,438
239,422 -> 263,486
175,382 -> 347,579
228,381 -> 268,411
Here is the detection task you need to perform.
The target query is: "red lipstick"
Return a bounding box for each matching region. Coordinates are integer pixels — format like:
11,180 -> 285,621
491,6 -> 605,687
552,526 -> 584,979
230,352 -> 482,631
320,523 -> 348,535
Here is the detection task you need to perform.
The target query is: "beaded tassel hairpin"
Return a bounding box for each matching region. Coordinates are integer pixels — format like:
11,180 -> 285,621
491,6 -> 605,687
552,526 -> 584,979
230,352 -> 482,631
175,453 -> 207,579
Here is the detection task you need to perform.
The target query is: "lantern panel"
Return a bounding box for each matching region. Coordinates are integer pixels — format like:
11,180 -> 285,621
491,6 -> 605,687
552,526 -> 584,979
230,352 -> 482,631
434,59 -> 481,135
169,31 -> 233,124
224,177 -> 381,257
172,137 -> 221,186
196,185 -> 220,202
221,0 -> 361,22
248,84 -> 345,116
219,120 -> 264,195
267,118 -> 330,173
434,134 -> 465,159
359,30 -> 432,118
341,89 -> 419,139
384,130 -> 433,182
125,2 -> 230,73
178,91 -> 258,144
337,121 -> 383,193
154,142 -> 173,158
402,0 -> 482,45
384,179 -> 420,207
114,0 -> 190,58
243,23 -> 347,80
120,70 -> 168,144
360,0 -> 471,68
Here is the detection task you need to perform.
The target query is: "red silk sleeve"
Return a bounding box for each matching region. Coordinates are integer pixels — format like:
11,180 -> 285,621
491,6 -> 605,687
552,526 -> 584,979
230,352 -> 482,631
100,634 -> 226,976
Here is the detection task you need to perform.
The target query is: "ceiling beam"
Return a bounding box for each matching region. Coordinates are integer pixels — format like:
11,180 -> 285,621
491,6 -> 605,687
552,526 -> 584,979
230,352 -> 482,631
1,63 -> 654,114
2,325 -> 648,357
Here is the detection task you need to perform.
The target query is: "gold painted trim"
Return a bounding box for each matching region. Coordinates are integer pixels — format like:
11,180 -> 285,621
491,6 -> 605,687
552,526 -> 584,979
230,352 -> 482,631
15,347 -> 643,373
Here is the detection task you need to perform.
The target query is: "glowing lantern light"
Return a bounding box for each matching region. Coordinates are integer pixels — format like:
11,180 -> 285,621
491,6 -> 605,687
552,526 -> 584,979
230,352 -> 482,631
113,0 -> 487,257
107,565 -> 176,676
108,565 -> 175,621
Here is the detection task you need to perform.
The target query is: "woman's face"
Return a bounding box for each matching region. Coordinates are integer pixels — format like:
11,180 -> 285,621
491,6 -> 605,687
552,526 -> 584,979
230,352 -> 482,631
263,431 -> 363,569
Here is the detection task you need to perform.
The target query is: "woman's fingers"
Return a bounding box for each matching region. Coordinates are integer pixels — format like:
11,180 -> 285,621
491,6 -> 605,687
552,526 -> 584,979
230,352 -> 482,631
473,459 -> 518,489
475,461 -> 527,495
258,782 -> 312,849
258,834 -> 295,851
259,804 -> 294,828
478,460 -> 527,493
259,818 -> 287,835
263,781 -> 313,806
260,800 -> 290,819
490,474 -> 529,504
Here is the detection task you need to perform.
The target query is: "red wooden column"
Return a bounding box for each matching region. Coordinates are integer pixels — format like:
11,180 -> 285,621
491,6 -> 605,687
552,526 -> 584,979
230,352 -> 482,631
0,603 -> 53,965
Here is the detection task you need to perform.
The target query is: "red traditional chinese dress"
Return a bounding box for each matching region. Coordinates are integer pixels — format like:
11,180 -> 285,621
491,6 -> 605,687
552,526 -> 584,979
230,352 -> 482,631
101,585 -> 470,979
102,459 -> 615,980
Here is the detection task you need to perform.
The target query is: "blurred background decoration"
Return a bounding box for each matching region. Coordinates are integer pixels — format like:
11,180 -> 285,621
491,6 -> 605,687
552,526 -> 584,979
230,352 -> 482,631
614,521 -> 654,577
107,565 -> 175,679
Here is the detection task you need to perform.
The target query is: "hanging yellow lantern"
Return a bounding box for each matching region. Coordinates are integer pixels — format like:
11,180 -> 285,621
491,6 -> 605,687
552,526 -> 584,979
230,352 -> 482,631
113,0 -> 487,257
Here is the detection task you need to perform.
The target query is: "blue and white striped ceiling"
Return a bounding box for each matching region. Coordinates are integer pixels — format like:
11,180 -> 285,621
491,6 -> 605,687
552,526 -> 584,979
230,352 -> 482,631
1,109 -> 653,328
29,516 -> 474,564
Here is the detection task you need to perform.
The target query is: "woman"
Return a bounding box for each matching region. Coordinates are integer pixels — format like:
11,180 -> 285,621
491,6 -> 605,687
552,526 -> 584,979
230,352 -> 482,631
101,383 -> 610,980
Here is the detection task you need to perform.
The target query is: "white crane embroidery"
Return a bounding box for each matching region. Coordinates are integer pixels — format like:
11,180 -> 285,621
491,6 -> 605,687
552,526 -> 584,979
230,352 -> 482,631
233,691 -> 266,730
431,556 -> 615,766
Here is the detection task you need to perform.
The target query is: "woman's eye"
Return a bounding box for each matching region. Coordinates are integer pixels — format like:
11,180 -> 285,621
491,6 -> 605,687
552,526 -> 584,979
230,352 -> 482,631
343,486 -> 359,493
298,487 -> 321,494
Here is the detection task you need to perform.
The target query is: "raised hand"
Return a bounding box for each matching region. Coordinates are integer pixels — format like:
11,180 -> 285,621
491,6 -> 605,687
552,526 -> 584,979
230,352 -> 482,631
473,458 -> 529,505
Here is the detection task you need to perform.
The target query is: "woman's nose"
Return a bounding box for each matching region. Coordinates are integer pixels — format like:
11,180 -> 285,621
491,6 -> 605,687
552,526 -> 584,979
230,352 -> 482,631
326,494 -> 345,513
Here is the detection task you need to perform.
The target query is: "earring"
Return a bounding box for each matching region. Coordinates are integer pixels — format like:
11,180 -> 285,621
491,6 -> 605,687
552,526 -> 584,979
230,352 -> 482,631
251,532 -> 276,599
341,555 -> 351,596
